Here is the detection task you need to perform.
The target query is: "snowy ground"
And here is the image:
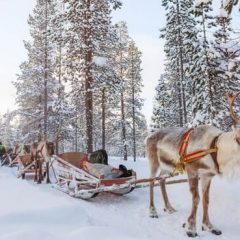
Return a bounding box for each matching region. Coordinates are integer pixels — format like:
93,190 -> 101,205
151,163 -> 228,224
1,157 -> 240,240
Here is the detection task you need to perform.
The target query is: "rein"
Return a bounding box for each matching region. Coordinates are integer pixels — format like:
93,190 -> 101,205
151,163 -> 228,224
174,129 -> 219,174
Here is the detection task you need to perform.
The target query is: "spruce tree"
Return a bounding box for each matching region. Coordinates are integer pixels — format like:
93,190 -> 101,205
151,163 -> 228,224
211,1 -> 240,129
125,40 -> 144,161
151,74 -> 177,129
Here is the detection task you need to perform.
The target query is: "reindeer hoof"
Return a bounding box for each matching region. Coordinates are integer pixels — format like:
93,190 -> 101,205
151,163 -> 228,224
149,211 -> 158,218
149,207 -> 158,218
186,231 -> 198,238
211,229 -> 222,235
202,225 -> 222,235
164,206 -> 176,214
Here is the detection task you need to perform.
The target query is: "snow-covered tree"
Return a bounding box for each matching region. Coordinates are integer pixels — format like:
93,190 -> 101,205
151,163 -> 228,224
125,40 -> 145,161
151,75 -> 176,129
190,0 -> 217,125
14,0 -> 61,142
63,0 -> 122,153
210,1 -> 240,129
111,21 -> 129,160
160,0 -> 205,126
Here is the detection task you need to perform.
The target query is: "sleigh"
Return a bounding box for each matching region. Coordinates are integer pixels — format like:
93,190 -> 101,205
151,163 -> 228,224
16,144 -> 46,180
52,152 -> 137,199
17,151 -> 35,179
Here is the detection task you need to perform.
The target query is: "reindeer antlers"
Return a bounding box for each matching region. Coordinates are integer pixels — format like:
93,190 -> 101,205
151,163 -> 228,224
226,92 -> 240,126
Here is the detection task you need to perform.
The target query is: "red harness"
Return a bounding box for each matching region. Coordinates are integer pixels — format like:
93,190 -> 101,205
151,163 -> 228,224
176,128 -> 218,173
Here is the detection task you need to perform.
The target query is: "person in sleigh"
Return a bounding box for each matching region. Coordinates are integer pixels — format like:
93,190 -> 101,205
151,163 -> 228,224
82,149 -> 133,179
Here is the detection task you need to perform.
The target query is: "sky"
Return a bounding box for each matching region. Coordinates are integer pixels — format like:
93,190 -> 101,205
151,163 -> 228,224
0,0 -> 164,125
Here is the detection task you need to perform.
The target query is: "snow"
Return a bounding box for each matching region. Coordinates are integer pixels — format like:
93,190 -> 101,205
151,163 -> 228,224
218,7 -> 228,18
228,61 -> 236,71
92,56 -> 107,67
1,157 -> 240,239
90,4 -> 95,11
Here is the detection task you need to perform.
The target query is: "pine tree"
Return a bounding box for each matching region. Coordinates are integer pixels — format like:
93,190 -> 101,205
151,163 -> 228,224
113,21 -> 129,160
125,40 -> 144,161
63,0 -> 121,153
211,1 -> 240,129
190,0 -> 217,125
91,25 -> 122,151
0,112 -> 20,148
151,75 -> 175,129
14,0 -> 60,142
160,0 -> 200,126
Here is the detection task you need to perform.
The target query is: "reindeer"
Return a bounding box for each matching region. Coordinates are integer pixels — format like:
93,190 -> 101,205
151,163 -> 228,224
31,140 -> 54,184
146,93 -> 240,237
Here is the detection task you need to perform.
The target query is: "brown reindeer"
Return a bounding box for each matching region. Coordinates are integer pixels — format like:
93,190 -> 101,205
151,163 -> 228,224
31,140 -> 54,184
146,93 -> 240,237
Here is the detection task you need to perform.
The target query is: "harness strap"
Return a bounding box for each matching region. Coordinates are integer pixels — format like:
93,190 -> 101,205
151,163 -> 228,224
175,129 -> 220,174
184,148 -> 218,163
179,128 -> 193,157
210,135 -> 220,174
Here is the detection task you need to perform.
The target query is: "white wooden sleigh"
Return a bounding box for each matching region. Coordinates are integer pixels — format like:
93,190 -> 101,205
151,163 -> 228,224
52,152 -> 136,199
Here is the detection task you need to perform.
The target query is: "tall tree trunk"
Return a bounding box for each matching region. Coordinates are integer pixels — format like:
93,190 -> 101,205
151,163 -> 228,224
43,0 -> 48,139
101,88 -> 106,150
56,42 -> 62,155
176,0 -> 187,125
202,10 -> 214,121
84,0 -> 93,154
176,61 -> 183,126
130,47 -> 136,162
121,91 -> 127,160
118,28 -> 127,160
131,79 -> 136,162
75,117 -> 78,152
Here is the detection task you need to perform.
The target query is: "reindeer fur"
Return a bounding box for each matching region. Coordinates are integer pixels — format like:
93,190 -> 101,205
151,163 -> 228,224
146,125 -> 240,237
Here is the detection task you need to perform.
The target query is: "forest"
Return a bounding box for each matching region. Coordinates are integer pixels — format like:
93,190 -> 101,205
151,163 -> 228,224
0,0 -> 239,160
151,0 -> 240,130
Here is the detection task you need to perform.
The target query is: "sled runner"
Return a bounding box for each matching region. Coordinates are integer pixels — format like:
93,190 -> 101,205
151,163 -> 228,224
5,147 -> 19,167
52,152 -> 136,199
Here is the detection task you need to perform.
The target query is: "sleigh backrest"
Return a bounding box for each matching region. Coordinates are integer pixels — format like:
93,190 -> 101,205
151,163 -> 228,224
58,152 -> 88,169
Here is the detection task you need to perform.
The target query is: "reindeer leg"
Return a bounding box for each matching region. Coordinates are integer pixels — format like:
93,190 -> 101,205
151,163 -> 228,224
34,158 -> 38,182
149,179 -> 158,218
149,161 -> 159,218
159,179 -> 176,214
184,172 -> 199,238
37,160 -> 42,184
46,162 -> 51,184
201,176 -> 222,235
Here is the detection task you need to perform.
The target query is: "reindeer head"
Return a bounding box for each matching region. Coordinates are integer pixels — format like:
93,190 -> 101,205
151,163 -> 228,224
227,92 -> 240,126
